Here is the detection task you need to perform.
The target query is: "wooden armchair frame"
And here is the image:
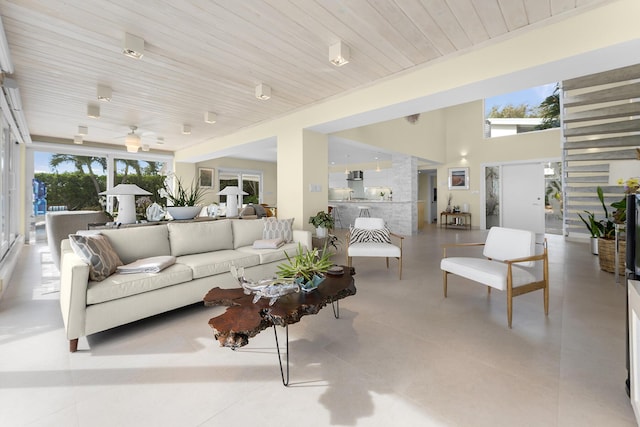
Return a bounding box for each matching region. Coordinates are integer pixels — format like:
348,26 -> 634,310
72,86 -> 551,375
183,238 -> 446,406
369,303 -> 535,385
441,233 -> 549,328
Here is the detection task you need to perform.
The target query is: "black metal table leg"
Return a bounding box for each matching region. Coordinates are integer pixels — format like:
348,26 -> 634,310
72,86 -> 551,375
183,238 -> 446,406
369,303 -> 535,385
331,298 -> 340,318
273,324 -> 289,386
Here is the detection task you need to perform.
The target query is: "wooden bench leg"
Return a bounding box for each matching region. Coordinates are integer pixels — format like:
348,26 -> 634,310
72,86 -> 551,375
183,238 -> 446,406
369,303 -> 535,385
70,338 -> 78,353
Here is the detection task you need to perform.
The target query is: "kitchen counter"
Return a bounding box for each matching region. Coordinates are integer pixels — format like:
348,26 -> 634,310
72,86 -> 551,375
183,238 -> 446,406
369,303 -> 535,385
328,200 -> 416,235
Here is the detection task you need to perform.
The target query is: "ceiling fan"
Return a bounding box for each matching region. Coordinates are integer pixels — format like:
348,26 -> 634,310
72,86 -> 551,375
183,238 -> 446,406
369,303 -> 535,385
117,125 -> 157,153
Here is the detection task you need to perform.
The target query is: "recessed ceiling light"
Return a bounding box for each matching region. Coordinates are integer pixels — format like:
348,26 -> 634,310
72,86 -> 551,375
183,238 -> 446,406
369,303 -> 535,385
73,135 -> 83,145
122,33 -> 144,59
182,124 -> 191,135
329,41 -> 350,67
141,144 -> 150,152
156,136 -> 164,144
255,83 -> 271,100
87,104 -> 100,119
78,125 -> 88,135
204,111 -> 217,124
97,85 -> 112,102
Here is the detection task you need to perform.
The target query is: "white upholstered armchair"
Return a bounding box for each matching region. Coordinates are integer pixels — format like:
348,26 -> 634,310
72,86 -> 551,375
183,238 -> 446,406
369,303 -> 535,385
440,226 -> 549,328
346,217 -> 404,279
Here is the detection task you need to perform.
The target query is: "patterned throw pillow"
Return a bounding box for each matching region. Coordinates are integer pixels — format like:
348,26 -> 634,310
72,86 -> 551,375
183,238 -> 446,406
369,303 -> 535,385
262,217 -> 294,243
349,225 -> 391,245
68,234 -> 123,282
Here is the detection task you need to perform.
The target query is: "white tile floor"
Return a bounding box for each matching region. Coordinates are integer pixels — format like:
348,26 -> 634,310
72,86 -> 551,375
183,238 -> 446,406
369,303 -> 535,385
0,225 -> 636,426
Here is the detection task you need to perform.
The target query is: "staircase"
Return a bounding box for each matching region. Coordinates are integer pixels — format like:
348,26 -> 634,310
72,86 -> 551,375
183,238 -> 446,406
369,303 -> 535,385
562,64 -> 640,236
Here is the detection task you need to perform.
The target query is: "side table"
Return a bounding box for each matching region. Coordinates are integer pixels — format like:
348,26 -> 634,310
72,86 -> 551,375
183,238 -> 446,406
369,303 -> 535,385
440,212 -> 471,230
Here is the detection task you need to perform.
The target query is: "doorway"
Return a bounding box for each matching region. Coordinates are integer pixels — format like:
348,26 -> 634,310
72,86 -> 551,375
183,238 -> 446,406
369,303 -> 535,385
483,160 -> 560,234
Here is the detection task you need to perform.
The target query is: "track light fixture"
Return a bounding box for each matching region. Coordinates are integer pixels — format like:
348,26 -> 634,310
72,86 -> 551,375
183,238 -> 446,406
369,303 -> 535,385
97,85 -> 112,102
87,104 -> 100,119
182,124 -> 191,135
78,125 -> 88,135
73,135 -> 83,145
122,33 -> 144,59
329,41 -> 350,67
204,111 -> 217,123
255,83 -> 271,100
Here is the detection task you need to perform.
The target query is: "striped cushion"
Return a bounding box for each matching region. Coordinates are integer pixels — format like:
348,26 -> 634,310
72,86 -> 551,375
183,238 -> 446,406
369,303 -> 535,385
68,234 -> 123,282
349,225 -> 391,245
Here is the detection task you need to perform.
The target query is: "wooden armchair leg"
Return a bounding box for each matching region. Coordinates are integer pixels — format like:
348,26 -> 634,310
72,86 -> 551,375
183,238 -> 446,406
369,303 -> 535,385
398,257 -> 402,280
70,338 -> 78,353
386,257 -> 389,269
442,271 -> 448,297
507,290 -> 513,329
544,283 -> 549,315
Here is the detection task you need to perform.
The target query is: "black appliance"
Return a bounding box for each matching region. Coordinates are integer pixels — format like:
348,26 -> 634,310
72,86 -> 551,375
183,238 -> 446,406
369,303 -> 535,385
626,194 -> 640,397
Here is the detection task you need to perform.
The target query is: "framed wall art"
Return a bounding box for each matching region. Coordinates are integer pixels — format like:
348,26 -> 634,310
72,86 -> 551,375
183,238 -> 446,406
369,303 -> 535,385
448,167 -> 469,190
198,168 -> 214,188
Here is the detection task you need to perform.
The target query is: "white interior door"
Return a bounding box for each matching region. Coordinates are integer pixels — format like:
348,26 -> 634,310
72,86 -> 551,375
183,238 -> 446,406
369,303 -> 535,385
502,163 -> 545,233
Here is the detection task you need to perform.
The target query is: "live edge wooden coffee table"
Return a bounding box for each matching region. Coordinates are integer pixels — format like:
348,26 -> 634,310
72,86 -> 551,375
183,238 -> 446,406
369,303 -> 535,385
203,267 -> 356,386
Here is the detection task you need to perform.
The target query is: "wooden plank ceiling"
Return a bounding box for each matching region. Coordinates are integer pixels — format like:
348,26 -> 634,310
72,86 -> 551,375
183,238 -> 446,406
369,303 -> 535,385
0,0 -> 604,156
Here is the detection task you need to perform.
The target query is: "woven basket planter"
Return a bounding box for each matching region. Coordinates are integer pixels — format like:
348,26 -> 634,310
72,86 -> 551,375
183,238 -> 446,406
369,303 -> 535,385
598,238 -> 626,275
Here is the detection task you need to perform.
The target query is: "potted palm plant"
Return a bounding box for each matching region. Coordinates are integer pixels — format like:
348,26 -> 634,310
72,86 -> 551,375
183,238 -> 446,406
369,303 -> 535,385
309,210 -> 334,238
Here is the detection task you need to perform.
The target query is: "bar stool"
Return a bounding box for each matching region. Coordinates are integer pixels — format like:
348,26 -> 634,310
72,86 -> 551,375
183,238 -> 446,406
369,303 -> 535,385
357,206 -> 371,217
328,205 -> 342,228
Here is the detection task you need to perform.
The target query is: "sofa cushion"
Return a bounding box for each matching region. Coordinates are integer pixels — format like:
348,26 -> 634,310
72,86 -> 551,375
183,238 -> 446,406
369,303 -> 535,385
236,242 -> 301,264
86,263 -> 193,304
440,257 -> 539,291
168,220 -> 233,256
176,250 -> 260,279
68,234 -> 123,282
231,219 -> 265,249
100,225 -> 171,264
263,217 -> 294,242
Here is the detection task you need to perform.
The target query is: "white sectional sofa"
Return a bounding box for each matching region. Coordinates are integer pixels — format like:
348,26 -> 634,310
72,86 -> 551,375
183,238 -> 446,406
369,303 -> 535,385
59,218 -> 311,352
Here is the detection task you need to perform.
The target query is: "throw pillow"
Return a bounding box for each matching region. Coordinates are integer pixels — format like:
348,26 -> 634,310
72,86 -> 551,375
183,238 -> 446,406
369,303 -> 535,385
68,234 -> 123,281
263,217 -> 294,243
239,205 -> 256,217
349,225 -> 391,245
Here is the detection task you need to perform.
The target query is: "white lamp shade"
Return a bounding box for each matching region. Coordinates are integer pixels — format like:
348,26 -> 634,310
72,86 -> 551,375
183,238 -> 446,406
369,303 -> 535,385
216,186 -> 248,217
99,184 -> 151,224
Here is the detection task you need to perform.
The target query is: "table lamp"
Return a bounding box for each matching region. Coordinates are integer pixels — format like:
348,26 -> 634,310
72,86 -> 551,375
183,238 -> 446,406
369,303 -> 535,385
100,184 -> 151,224
217,186 -> 248,217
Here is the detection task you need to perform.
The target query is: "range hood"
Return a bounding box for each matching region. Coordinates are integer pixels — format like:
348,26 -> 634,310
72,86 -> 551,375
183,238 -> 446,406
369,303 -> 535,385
347,170 -> 363,181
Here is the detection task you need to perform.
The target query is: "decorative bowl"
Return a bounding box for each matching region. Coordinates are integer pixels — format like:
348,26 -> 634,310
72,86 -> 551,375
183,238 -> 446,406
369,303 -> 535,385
167,206 -> 202,220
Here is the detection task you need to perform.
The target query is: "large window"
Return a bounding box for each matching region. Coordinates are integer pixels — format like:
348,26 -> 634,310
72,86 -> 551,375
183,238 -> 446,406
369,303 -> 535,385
0,124 -> 19,259
28,143 -> 172,234
484,83 -> 559,138
218,169 -> 261,205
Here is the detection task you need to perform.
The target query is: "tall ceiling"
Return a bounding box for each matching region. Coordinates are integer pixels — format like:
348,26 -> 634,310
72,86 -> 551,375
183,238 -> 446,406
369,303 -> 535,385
0,0 -> 606,163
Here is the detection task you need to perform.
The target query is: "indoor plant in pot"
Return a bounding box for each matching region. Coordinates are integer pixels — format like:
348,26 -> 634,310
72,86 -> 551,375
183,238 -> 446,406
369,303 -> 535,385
159,175 -> 208,220
577,209 -> 602,255
309,210 -> 334,238
277,243 -> 333,292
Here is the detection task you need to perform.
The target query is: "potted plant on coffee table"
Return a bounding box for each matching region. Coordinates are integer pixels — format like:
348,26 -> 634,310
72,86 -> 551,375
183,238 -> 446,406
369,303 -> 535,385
277,243 -> 333,292
309,210 -> 334,238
